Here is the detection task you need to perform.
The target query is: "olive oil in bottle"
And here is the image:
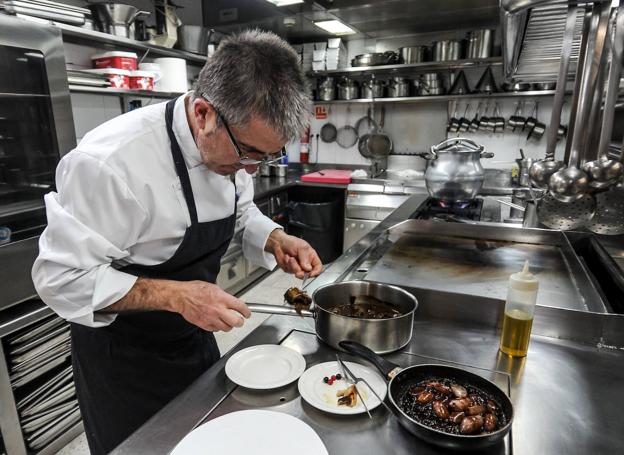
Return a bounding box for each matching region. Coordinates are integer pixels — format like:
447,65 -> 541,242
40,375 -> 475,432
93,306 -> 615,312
499,261 -> 538,358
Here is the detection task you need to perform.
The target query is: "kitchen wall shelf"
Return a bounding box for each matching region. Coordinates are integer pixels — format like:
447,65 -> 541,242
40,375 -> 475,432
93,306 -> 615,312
55,22 -> 207,64
312,90 -> 557,104
309,57 -> 503,77
68,85 -> 183,98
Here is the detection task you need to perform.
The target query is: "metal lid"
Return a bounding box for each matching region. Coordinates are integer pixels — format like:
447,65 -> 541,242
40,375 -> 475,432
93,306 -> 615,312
432,138 -> 484,154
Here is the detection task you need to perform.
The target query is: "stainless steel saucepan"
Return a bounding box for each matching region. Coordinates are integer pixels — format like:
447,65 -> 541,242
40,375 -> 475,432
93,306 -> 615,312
247,281 -> 417,354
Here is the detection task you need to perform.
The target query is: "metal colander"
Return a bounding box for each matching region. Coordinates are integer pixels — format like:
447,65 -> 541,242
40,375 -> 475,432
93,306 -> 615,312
536,193 -> 596,230
586,183 -> 624,235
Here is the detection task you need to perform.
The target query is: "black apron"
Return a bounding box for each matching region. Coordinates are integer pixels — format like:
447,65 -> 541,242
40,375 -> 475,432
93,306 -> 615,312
70,99 -> 237,455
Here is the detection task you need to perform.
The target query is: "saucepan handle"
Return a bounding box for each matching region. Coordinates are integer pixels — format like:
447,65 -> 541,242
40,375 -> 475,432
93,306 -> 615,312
339,340 -> 402,380
480,151 -> 494,158
246,303 -> 314,318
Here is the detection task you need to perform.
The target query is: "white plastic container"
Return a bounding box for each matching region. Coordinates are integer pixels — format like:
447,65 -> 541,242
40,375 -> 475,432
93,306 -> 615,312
154,57 -> 188,93
499,260 -> 539,357
139,62 -> 162,89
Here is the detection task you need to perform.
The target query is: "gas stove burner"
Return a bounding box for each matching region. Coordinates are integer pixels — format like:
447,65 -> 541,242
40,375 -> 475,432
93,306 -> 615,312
433,199 -> 473,210
412,197 -> 484,222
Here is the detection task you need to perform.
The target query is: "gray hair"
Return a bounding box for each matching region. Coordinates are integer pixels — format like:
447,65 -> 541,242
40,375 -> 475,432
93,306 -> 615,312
193,29 -> 311,141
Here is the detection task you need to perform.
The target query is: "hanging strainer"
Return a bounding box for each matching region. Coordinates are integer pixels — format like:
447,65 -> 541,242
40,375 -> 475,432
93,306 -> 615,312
320,122 -> 337,143
355,106 -> 378,137
336,106 -> 358,148
336,126 -> 358,148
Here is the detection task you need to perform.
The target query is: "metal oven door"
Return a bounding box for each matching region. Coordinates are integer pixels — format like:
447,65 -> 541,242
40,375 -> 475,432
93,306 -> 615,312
0,16 -> 76,311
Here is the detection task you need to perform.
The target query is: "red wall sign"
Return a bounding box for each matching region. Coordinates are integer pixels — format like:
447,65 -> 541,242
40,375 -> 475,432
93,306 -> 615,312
315,106 -> 328,120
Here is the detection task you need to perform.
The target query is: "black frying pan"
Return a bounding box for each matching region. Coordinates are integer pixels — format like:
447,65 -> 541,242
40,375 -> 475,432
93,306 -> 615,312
339,341 -> 513,451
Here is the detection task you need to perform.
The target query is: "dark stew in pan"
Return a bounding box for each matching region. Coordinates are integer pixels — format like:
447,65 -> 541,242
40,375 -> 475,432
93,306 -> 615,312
331,295 -> 402,319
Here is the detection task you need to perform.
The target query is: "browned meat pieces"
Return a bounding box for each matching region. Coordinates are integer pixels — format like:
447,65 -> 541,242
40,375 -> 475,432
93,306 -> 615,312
432,401 -> 450,420
484,413 -> 498,431
460,415 -> 484,435
284,287 -> 312,315
416,391 -> 435,405
337,384 -> 358,407
449,397 -> 471,412
397,377 -> 505,436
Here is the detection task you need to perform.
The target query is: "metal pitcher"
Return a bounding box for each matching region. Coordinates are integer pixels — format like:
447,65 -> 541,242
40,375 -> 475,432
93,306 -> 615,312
420,138 -> 494,202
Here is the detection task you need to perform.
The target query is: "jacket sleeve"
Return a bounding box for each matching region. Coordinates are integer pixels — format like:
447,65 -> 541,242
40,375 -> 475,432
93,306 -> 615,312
32,151 -> 148,327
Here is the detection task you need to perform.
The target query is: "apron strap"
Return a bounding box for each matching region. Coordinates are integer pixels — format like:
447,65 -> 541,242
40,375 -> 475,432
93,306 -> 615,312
165,99 -> 199,225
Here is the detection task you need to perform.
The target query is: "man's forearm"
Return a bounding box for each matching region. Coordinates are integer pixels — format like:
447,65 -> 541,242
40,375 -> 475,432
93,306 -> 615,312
99,277 -> 251,332
100,277 -> 181,313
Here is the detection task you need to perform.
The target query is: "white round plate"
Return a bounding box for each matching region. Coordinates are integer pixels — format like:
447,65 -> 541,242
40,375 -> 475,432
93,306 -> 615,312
225,344 -> 306,389
298,361 -> 387,415
170,410 -> 328,455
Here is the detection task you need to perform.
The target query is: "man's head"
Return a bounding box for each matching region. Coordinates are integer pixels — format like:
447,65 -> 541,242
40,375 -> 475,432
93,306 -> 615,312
188,29 -> 311,175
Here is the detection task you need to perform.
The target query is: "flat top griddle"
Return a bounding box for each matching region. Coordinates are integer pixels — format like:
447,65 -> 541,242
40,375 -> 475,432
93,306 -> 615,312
364,221 -> 590,310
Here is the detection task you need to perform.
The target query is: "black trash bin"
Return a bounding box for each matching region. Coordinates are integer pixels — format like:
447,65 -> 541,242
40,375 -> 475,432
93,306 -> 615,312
287,196 -> 343,263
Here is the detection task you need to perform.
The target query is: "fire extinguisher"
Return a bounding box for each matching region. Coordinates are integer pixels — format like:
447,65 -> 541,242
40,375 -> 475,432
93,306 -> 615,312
300,125 -> 310,163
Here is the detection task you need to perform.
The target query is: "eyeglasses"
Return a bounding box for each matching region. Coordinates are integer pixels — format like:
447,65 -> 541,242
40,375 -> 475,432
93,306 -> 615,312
202,94 -> 285,166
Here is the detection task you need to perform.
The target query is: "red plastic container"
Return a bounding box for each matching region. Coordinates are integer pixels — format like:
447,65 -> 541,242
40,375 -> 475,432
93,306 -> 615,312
91,51 -> 138,71
85,68 -> 131,89
129,70 -> 154,91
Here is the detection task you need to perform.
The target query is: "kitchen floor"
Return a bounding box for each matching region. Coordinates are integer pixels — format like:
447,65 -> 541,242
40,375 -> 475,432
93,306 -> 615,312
56,268 -> 299,454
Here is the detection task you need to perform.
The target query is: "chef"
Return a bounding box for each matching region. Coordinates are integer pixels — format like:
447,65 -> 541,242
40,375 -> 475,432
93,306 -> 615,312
32,30 -> 321,454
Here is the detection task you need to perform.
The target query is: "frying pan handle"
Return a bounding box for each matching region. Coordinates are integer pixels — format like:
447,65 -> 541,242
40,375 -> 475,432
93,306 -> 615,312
339,341 -> 402,380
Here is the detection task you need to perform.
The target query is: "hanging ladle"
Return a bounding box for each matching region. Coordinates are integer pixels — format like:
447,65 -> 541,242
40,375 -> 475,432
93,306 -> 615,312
549,1 -> 611,202
529,4 -> 577,188
582,6 -> 624,189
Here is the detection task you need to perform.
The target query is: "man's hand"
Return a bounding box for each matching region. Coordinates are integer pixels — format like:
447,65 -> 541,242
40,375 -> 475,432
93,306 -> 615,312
103,278 -> 251,333
265,229 -> 323,278
177,281 -> 251,332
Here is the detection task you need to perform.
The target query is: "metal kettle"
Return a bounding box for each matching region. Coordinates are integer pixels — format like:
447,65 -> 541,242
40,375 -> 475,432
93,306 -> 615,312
420,138 -> 494,202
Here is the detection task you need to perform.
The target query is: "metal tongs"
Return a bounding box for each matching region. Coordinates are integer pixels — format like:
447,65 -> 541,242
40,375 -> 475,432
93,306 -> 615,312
301,271 -> 310,289
336,354 -> 395,419
336,354 -> 371,419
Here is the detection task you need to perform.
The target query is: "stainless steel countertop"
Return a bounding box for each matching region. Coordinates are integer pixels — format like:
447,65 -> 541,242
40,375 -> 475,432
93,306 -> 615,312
112,190 -> 624,454
113,288 -> 624,454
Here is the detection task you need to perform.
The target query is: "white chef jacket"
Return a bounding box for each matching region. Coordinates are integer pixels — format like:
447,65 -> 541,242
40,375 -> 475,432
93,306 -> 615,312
32,94 -> 281,328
